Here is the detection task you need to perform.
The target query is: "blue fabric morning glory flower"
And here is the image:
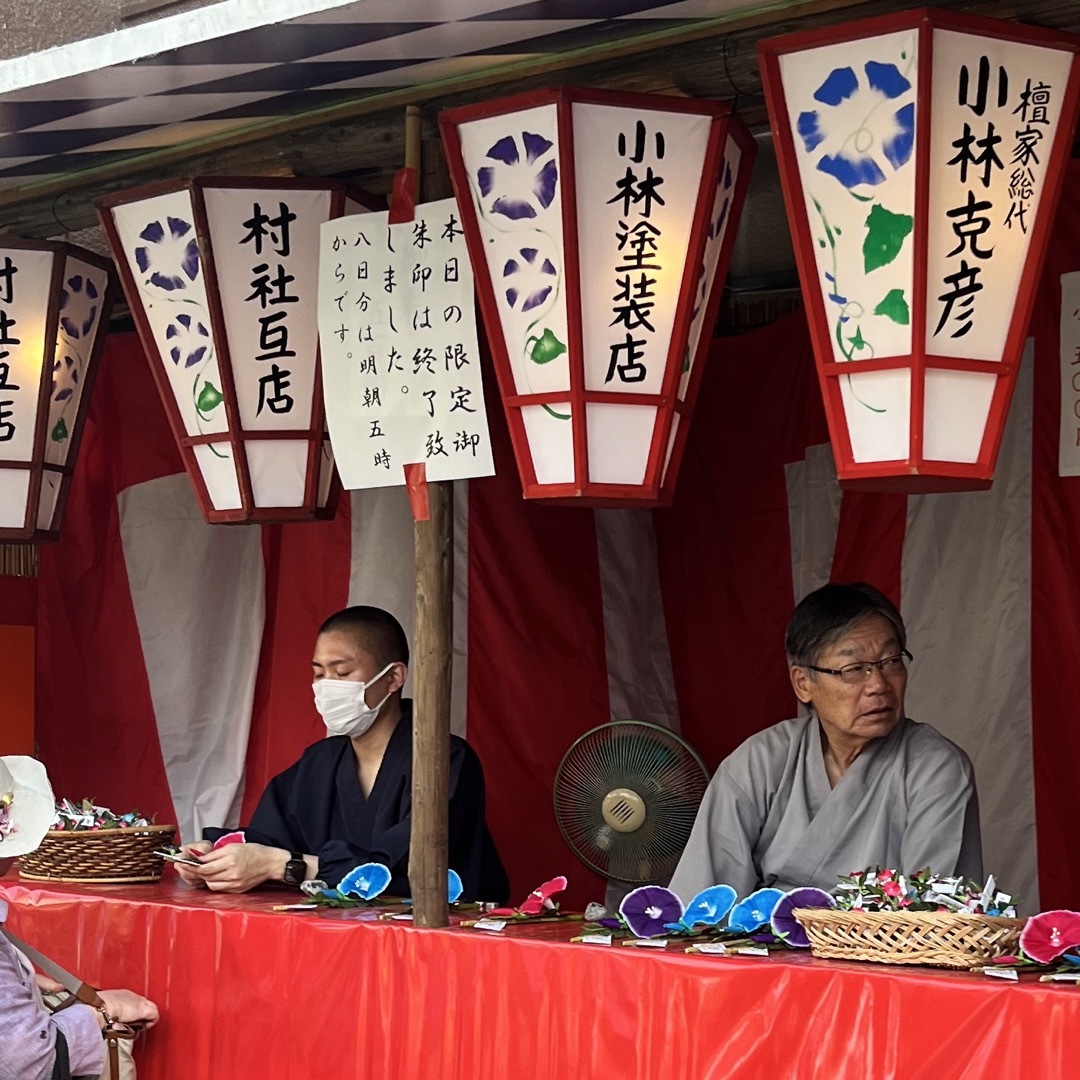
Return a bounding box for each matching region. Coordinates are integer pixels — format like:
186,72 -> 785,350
666,884 -> 738,932
448,869 -> 464,904
338,862 -> 392,900
729,888 -> 786,933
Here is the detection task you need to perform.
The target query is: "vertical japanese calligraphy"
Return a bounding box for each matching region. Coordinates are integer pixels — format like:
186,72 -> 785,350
317,197 -> 493,489
928,31 -> 1072,360
1058,272 -> 1080,477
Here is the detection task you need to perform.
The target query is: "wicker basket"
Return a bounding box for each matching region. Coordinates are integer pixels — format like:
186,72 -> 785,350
794,907 -> 1025,969
18,824 -> 177,884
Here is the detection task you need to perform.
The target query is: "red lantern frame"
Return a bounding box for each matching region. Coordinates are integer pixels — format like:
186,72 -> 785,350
760,8 -> 1080,492
440,88 -> 755,507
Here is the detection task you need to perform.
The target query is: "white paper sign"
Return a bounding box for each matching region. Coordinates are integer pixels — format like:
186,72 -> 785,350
1059,272 -> 1080,476
318,198 -> 494,489
693,943 -> 730,955
472,918 -> 507,932
981,966 -> 1019,981
580,933 -> 613,946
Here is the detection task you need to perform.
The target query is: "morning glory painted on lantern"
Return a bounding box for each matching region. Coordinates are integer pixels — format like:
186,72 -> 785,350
135,215 -> 200,292
476,130 -> 558,221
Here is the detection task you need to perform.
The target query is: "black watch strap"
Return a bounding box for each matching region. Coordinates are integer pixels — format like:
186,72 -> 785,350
283,852 -> 306,886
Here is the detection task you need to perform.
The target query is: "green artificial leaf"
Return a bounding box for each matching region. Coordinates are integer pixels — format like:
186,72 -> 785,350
50,417 -> 69,443
873,288 -> 910,325
196,380 -> 224,412
863,204 -> 913,273
529,327 -> 567,365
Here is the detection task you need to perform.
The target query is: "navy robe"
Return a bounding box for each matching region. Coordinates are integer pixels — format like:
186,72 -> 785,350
209,700 -> 509,903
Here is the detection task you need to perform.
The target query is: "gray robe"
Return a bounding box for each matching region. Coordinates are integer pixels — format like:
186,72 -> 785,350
668,715 -> 983,901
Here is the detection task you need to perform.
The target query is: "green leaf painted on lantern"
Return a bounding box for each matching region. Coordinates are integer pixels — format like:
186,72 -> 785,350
863,204 -> 913,273
50,417 -> 69,443
847,325 -> 867,352
529,328 -> 567,365
873,288 -> 910,325
196,381 -> 224,412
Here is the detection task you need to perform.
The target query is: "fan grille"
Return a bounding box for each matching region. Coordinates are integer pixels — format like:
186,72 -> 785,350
553,721 -> 709,883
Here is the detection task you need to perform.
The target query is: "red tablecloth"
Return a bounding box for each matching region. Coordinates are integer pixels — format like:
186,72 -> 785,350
1,871 -> 1073,1080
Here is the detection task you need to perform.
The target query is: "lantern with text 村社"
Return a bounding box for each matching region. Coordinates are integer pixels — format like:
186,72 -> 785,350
760,10 -> 1080,491
0,239 -> 115,542
439,88 -> 755,506
97,179 -> 379,524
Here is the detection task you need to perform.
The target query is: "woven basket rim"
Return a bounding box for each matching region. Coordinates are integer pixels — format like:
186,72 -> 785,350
793,907 -> 1024,928
39,823 -> 177,838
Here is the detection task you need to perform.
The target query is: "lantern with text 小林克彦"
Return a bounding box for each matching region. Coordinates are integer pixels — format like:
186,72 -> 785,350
760,9 -> 1080,491
0,238 -> 115,542
98,178 -> 379,523
440,88 -> 755,506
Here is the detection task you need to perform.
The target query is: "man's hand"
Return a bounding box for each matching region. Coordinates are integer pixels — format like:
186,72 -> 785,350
96,988 -> 160,1029
173,841 -> 213,887
34,973 -> 64,994
178,842 -> 287,893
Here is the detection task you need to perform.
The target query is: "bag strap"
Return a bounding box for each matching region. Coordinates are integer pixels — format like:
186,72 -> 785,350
0,925 -> 105,1010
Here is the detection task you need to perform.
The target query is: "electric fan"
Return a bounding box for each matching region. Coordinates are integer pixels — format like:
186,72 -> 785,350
553,721 -> 710,884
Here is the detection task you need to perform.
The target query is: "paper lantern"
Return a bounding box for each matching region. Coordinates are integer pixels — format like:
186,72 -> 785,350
0,238 -> 115,542
439,88 -> 755,506
97,179 -> 378,523
760,9 -> 1080,491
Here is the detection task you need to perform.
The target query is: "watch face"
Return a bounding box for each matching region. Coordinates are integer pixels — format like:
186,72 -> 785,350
284,858 -> 306,885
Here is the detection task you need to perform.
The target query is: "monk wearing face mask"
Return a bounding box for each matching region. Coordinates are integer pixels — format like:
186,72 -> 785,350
175,606 -> 509,903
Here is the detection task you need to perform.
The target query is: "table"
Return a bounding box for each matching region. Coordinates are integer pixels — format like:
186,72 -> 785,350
2,870 -> 1074,1080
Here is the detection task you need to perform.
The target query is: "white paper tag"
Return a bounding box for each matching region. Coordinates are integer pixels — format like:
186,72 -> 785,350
388,913 -> 414,921
472,918 -> 507,932
580,934 -> 612,946
632,938 -> 668,948
694,943 -> 729,955
275,903 -> 319,911
1042,972 -> 1080,983
982,967 -> 1019,981
735,947 -> 770,957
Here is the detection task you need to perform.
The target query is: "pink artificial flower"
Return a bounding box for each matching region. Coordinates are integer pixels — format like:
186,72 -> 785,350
899,897 -> 912,908
1020,910 -> 1080,964
518,876 -> 569,915
882,881 -> 902,898
212,831 -> 246,850
878,869 -> 893,882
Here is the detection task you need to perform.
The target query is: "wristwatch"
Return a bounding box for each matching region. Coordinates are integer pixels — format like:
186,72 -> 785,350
283,852 -> 307,886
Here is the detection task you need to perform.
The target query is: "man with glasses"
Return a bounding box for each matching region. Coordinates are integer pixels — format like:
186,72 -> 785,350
669,582 -> 982,901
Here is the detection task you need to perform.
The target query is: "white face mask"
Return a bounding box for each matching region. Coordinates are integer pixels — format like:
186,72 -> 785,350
312,662 -> 395,738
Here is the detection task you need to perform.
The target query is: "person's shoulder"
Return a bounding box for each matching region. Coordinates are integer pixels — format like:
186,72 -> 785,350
275,735 -> 349,777
898,719 -> 975,781
718,716 -> 812,784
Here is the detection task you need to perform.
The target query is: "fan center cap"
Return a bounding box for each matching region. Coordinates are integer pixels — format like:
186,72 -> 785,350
601,788 -> 647,832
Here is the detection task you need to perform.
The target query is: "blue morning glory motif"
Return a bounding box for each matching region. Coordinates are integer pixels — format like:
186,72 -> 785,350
135,216 -> 200,291
338,862 -> 392,901
665,884 -> 738,932
796,61 -> 915,190
503,246 -> 558,312
448,869 -> 464,904
165,313 -> 210,368
728,888 -> 785,933
477,131 -> 558,221
59,274 -> 99,340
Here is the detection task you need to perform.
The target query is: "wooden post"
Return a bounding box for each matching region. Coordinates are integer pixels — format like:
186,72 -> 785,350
406,103 -> 453,929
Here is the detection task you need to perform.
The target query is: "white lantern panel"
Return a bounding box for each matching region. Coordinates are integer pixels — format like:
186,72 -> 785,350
0,469 -> 29,528
193,442 -> 242,510
841,368 -> 911,462
454,105 -> 571,396
586,404 -> 656,485
203,186 -> 331,430
35,470 -> 62,530
520,403 -> 574,484
926,32 -> 1073,360
317,439 -> 335,508
680,135 -> 744,401
923,368 -> 997,462
661,412 -> 680,484
0,247 -> 55,462
779,31 -> 918,364
109,191 -> 229,438
45,256 -> 111,468
246,439 -> 307,508
574,103 -> 712,396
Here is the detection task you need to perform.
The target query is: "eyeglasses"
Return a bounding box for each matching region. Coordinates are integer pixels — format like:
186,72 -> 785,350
804,650 -> 912,686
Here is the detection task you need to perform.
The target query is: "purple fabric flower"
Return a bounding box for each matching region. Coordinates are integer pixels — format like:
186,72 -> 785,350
729,888 -> 785,933
165,313 -> 210,368
619,886 -> 684,938
476,131 -> 558,221
503,246 -> 558,312
770,887 -> 835,947
135,216 -> 200,291
58,274 -> 100,340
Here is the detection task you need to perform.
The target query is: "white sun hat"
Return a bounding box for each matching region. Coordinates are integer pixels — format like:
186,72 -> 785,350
0,756 -> 55,858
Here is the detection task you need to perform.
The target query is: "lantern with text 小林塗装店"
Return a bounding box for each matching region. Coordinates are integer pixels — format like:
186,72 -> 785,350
759,9 -> 1080,491
440,88 -> 755,506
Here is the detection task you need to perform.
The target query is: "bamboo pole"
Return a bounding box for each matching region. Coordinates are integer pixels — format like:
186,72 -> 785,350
406,103 -> 453,929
